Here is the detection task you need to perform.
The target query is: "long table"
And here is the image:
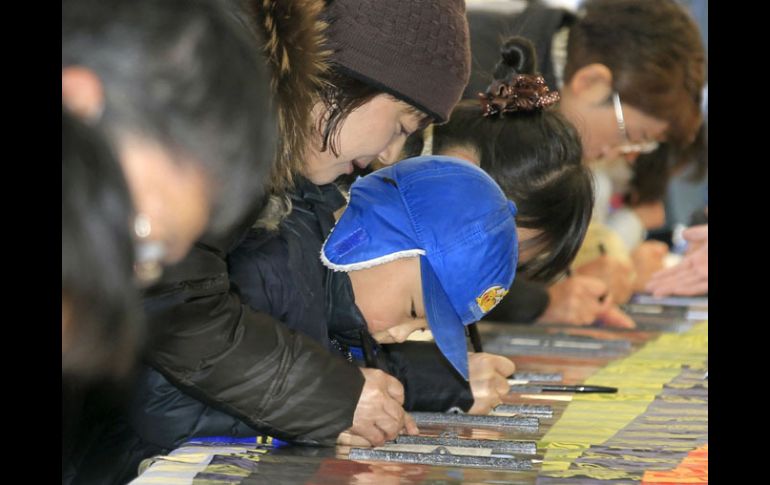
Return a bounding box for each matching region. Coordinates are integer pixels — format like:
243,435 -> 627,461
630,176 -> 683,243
130,296 -> 708,484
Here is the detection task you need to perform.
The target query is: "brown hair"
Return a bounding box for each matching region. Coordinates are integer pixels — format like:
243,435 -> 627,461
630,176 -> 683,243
565,0 -> 705,146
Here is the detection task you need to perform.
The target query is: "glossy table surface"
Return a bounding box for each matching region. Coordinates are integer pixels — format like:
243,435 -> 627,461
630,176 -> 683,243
131,297 -> 707,484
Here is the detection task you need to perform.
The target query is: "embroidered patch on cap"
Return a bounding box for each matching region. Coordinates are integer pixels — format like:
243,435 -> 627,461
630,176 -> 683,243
476,286 -> 509,313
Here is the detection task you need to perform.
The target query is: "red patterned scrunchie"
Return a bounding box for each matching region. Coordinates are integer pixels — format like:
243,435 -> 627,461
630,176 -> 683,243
479,75 -> 560,117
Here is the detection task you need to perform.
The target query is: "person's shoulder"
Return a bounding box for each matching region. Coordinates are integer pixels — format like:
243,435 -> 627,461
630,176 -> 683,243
229,227 -> 288,268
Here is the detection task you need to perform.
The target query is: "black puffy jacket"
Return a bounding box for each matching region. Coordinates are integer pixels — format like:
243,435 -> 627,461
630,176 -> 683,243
130,179 -> 474,454
129,181 -> 366,451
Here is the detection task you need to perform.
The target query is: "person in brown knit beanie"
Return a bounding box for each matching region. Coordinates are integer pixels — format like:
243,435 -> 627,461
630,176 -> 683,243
297,0 -> 471,185
323,0 -> 470,125
238,0 -> 472,446
244,0 -> 471,192
236,0 -> 473,447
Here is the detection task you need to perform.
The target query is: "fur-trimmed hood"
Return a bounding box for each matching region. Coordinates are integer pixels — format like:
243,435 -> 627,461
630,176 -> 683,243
242,0 -> 330,194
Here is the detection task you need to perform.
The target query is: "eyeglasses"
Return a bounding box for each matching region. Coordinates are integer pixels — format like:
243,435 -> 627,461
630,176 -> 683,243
612,92 -> 660,155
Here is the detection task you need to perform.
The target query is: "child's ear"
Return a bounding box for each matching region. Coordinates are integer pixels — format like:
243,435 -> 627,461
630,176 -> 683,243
62,66 -> 105,121
563,63 -> 614,106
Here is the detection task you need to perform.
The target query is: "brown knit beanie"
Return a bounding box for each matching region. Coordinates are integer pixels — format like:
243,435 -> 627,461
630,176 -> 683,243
322,0 -> 471,123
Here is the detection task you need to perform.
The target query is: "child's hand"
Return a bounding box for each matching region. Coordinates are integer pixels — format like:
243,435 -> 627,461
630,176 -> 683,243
402,412 -> 419,436
467,353 -> 515,415
538,275 -> 609,325
596,297 -> 636,329
575,255 -> 635,304
336,412 -> 418,447
342,368 -> 412,447
337,430 -> 373,447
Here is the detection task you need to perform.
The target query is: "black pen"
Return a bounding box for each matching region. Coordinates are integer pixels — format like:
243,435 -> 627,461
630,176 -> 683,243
540,384 -> 617,393
508,383 -> 618,393
467,322 -> 483,352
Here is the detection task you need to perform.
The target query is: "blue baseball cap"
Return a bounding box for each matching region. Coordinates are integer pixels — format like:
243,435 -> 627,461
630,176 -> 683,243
321,156 -> 518,380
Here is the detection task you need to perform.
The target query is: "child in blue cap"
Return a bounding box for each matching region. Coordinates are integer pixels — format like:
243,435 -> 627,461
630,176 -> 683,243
321,156 -> 519,382
231,37 -> 590,417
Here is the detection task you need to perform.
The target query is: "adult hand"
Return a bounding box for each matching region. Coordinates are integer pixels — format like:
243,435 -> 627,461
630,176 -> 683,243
682,225 -> 708,253
646,226 -> 708,297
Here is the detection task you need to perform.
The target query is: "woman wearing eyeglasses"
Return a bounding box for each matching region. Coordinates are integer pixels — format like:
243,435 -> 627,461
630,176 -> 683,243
558,0 -> 704,299
463,0 -> 705,319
